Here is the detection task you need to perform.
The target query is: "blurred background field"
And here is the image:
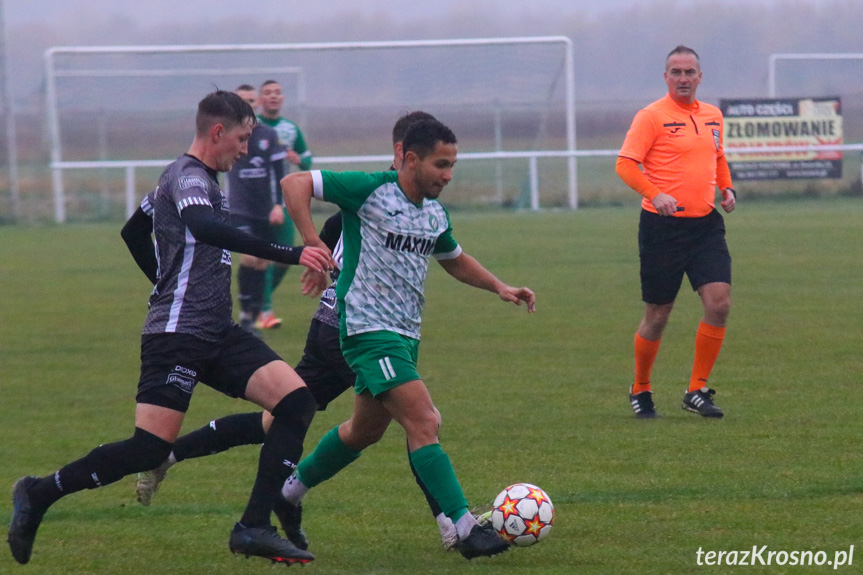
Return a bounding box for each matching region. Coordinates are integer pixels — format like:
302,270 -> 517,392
1,202 -> 861,573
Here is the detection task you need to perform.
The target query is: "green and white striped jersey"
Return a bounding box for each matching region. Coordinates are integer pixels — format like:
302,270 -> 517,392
311,169 -> 461,340
258,116 -> 312,171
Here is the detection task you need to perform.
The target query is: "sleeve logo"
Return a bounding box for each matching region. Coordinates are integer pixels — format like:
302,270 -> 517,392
179,175 -> 209,191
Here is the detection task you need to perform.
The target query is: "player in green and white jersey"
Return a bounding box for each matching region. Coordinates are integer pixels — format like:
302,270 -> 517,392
255,79 -> 314,329
280,118 -> 536,560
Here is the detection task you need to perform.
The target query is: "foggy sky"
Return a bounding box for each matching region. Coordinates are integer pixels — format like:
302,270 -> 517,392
6,0 -> 647,26
1,0 -> 858,105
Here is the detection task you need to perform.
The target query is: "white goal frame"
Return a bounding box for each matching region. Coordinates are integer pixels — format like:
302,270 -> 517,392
768,52 -> 863,97
44,37 -> 576,222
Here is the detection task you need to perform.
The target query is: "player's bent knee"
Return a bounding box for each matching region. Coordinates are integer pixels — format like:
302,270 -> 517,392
405,410 -> 442,446
270,386 -> 317,431
246,360 -> 308,410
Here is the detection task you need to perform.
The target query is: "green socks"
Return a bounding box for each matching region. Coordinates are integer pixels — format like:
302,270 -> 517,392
295,426 -> 361,488
409,444 -> 469,522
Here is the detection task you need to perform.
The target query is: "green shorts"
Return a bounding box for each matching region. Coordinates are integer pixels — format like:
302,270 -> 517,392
341,331 -> 421,397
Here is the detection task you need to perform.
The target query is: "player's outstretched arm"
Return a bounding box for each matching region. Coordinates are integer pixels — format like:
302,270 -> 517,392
181,205 -> 332,271
438,253 -> 536,313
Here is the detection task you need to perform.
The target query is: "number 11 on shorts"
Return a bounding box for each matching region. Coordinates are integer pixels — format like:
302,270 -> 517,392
379,357 -> 396,380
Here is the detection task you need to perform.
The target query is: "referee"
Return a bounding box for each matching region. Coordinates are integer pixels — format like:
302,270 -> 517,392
616,45 -> 737,419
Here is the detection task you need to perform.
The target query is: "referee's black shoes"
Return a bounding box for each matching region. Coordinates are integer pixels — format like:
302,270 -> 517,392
682,387 -> 724,418
629,387 -> 659,419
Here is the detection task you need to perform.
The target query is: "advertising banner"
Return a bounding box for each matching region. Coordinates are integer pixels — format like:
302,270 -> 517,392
720,97 -> 842,180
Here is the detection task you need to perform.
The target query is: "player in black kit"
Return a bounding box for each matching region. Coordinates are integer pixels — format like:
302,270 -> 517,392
227,85 -> 289,334
7,91 -> 333,567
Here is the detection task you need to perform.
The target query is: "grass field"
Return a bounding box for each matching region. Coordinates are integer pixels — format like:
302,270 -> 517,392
2,200 -> 862,574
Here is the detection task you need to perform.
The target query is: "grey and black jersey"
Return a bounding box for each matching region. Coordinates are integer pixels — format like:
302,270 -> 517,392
227,124 -> 287,221
312,213 -> 344,328
143,154 -> 234,341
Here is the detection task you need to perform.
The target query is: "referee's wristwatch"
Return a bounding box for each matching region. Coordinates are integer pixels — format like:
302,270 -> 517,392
725,187 -> 737,198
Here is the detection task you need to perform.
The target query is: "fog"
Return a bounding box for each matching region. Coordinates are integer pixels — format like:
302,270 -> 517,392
4,0 -> 860,104
1,0 -> 862,219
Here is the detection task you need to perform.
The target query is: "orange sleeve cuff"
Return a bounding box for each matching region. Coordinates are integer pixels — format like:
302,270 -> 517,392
616,156 -> 662,200
716,155 -> 733,190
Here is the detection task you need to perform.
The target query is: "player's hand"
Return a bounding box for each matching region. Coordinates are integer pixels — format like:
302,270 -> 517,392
286,150 -> 302,165
298,246 -> 335,273
721,187 -> 736,213
499,286 -> 536,313
300,268 -> 328,298
269,205 -> 285,226
651,192 -> 679,216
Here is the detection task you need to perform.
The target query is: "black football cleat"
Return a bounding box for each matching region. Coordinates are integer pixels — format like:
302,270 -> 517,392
7,476 -> 47,565
456,523 -> 510,560
229,523 -> 314,565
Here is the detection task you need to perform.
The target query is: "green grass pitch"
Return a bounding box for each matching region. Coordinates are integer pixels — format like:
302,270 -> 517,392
1,199 -> 862,574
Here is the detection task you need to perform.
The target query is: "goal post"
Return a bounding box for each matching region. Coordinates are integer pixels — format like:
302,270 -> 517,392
44,37 -> 576,222
768,53 -> 863,98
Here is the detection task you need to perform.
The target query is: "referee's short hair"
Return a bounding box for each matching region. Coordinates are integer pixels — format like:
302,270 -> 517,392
196,90 -> 256,136
401,119 -> 457,160
666,45 -> 700,64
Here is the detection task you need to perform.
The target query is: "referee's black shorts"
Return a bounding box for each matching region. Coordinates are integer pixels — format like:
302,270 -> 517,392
638,209 -> 731,305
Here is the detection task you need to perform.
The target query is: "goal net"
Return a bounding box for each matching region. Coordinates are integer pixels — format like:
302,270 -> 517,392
45,38 -> 575,221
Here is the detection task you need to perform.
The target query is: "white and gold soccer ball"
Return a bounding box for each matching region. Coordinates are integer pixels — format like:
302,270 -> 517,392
490,483 -> 554,547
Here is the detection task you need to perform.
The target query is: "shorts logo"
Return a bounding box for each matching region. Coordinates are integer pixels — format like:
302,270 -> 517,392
379,356 -> 396,380
174,364 -> 197,376
221,250 -> 232,265
167,364 -> 197,394
179,175 -> 208,191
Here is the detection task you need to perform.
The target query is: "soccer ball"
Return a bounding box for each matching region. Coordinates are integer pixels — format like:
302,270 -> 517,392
490,483 -> 554,547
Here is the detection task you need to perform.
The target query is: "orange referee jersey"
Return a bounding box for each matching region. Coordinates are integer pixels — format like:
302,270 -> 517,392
619,94 -> 731,217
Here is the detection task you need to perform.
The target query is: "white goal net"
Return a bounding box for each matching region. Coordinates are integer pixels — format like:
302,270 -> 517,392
45,38 -> 575,221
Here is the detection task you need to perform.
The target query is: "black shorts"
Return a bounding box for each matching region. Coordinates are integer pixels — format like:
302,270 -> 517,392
232,215 -> 276,243
296,319 -> 355,410
137,326 -> 282,412
638,209 -> 731,305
